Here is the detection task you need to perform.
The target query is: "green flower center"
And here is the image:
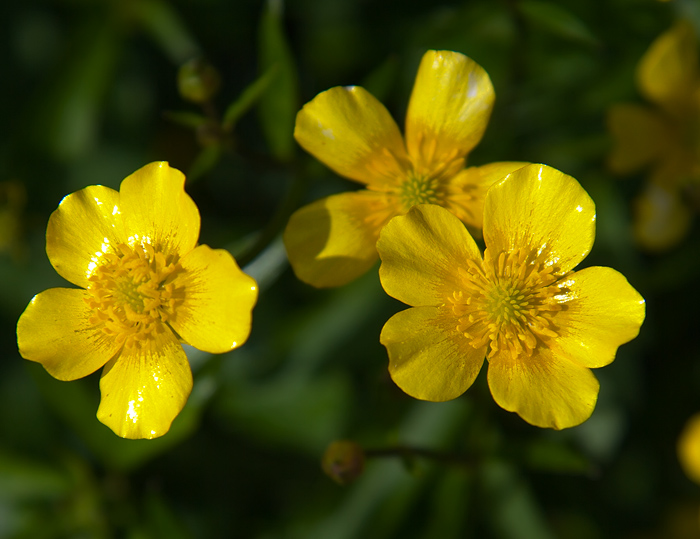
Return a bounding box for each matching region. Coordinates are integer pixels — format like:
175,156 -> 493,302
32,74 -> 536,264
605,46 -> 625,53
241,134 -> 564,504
85,243 -> 184,348
399,174 -> 440,211
448,247 -> 565,360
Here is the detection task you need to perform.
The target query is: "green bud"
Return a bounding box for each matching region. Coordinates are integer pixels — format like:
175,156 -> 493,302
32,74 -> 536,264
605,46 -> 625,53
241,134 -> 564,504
321,440 -> 365,485
178,58 -> 221,104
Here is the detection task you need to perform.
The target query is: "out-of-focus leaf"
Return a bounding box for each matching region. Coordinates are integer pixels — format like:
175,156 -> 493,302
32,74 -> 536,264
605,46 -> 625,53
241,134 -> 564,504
162,110 -> 209,129
0,451 -> 70,501
222,65 -> 278,131
40,22 -> 120,160
518,1 -> 599,47
420,469 -> 472,539
258,0 -> 299,161
29,364 -> 216,471
187,145 -> 222,183
360,55 -> 399,104
127,0 -> 200,64
523,438 -> 593,475
480,459 -> 557,539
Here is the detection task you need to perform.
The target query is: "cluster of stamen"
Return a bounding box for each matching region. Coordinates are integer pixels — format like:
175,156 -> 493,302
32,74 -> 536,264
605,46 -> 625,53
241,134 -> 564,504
85,243 -> 184,348
447,247 -> 566,360
399,173 -> 441,210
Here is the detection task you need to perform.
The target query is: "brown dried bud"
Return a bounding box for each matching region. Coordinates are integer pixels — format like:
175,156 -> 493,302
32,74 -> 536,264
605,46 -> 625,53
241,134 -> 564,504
321,440 -> 365,485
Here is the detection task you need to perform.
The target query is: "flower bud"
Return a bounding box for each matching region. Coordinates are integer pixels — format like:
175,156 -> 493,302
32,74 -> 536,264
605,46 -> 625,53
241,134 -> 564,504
178,58 -> 221,104
321,440 -> 365,485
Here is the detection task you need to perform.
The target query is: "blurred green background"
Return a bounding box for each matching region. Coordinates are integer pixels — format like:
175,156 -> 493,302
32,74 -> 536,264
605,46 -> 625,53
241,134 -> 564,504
2,0 -> 700,537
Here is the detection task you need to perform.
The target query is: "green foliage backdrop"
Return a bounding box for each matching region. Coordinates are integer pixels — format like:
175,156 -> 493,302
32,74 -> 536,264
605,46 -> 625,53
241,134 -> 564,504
1,0 -> 699,537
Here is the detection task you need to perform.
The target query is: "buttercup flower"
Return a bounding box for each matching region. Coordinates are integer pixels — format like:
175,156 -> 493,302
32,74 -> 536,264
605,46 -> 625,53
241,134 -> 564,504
679,412 -> 700,485
17,162 -> 257,439
284,49 -> 527,287
377,164 -> 645,429
608,21 -> 700,250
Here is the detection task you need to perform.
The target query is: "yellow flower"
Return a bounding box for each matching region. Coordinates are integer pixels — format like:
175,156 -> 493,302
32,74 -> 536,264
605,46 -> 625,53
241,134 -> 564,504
608,21 -> 700,250
377,164 -> 646,429
17,162 -> 258,439
680,412 -> 700,485
284,49 -> 527,287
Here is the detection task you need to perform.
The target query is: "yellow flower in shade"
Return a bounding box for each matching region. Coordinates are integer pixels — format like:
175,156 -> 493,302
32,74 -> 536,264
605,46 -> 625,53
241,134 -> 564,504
284,49 -> 527,287
608,21 -> 700,251
16,162 -> 258,439
377,164 -> 646,429
679,413 -> 700,485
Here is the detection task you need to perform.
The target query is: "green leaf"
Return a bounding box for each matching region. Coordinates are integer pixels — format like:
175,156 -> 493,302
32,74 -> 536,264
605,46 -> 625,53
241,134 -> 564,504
523,438 -> 593,475
222,65 -> 278,131
518,1 -> 599,47
0,451 -> 70,501
257,0 -> 299,161
162,110 -> 209,129
187,145 -> 222,183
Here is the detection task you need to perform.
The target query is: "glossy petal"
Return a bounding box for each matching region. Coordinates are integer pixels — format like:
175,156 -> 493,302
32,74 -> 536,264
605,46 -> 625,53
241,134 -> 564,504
17,288 -> 119,381
606,104 -> 675,175
46,186 -> 125,289
97,331 -> 192,439
284,191 -> 394,287
637,21 -> 699,110
633,182 -> 693,251
170,245 -> 258,353
487,347 -> 600,429
294,86 -> 409,187
380,306 -> 486,401
484,164 -> 596,273
552,267 -> 645,368
119,162 -> 200,259
445,162 -> 529,229
405,50 -> 494,171
678,412 -> 700,485
378,204 -> 482,307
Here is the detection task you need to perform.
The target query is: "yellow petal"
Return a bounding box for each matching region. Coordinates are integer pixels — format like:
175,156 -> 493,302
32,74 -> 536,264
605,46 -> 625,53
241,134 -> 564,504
46,185 -> 125,289
283,191 -> 394,287
637,21 -> 699,111
170,245 -> 258,353
294,86 -> 409,187
487,347 -> 599,429
483,164 -> 596,274
97,331 -> 192,439
679,412 -> 700,485
119,162 -> 200,259
380,306 -> 486,401
405,50 -> 494,171
378,204 -> 482,306
606,104 -> 675,175
552,267 -> 645,368
633,182 -> 693,251
445,161 -> 529,229
17,288 -> 119,381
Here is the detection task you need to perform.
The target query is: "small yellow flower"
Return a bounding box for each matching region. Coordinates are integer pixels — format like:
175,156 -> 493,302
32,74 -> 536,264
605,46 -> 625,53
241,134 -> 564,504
377,164 -> 645,429
608,21 -> 700,250
680,413 -> 700,485
17,162 -> 258,439
284,49 -> 527,287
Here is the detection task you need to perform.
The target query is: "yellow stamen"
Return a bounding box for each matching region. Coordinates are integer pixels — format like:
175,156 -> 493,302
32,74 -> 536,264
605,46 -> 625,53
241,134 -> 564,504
84,243 -> 185,349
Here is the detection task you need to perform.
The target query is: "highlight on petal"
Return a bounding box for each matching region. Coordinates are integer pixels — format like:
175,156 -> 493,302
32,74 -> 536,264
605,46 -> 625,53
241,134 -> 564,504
633,181 -> 693,251
444,161 -> 529,229
283,190 -> 395,287
46,185 -> 125,289
97,331 -> 193,439
170,245 -> 258,354
380,306 -> 486,401
17,288 -> 120,381
678,412 -> 700,485
637,20 -> 699,110
606,104 -> 675,175
119,162 -> 200,259
405,50 -> 495,171
378,204 -> 482,307
552,267 -> 646,369
294,86 -> 409,187
484,164 -> 596,273
487,347 -> 600,430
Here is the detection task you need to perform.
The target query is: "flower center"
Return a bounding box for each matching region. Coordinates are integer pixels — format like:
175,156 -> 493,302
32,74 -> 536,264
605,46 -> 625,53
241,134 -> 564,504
399,173 -> 441,211
85,243 -> 184,348
448,247 -> 565,360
